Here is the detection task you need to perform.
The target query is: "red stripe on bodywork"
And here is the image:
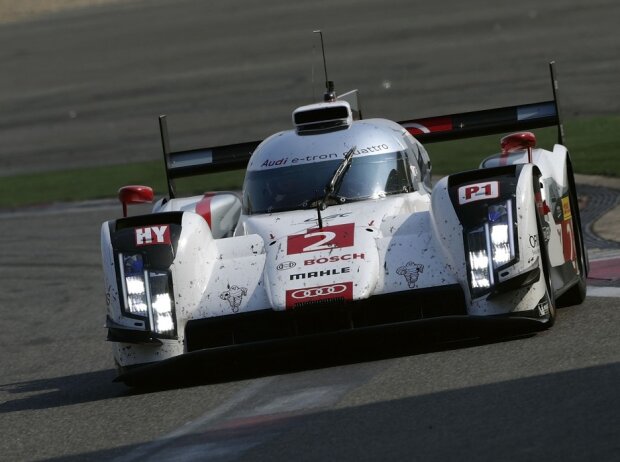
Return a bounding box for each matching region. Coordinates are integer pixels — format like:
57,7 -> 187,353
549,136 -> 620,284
402,116 -> 453,136
196,193 -> 216,227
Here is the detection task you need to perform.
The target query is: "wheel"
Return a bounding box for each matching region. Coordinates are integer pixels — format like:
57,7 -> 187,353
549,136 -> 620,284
538,246 -> 557,328
535,183 -> 557,328
556,187 -> 588,307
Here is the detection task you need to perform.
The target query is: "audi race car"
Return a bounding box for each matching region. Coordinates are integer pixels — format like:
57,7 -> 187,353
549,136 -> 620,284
101,62 -> 588,383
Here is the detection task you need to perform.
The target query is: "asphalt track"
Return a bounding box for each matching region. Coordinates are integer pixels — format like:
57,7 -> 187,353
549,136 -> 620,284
1,1 -> 619,461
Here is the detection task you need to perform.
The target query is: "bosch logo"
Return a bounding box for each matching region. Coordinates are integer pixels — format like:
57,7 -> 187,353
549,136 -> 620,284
290,284 -> 348,299
304,253 -> 364,265
277,261 -> 296,271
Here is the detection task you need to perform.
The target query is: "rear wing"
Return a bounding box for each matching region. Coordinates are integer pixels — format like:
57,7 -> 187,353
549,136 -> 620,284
159,63 -> 563,198
159,89 -> 362,198
159,116 -> 259,198
399,61 -> 564,144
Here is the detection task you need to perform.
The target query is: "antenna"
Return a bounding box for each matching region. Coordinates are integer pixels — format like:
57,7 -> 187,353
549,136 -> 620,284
313,30 -> 335,101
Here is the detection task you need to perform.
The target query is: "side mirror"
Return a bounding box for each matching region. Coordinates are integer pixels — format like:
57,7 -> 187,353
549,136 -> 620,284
118,185 -> 154,217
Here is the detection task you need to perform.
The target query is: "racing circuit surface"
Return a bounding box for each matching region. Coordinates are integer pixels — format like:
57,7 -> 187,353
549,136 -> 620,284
1,1 -> 619,461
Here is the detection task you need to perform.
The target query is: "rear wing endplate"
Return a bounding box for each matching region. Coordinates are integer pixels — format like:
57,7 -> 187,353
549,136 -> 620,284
159,116 -> 259,198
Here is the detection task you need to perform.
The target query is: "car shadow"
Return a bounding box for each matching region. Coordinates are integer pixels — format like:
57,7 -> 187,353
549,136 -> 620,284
0,368 -> 124,414
0,320 -> 537,412
41,361 -> 620,462
118,318 -> 538,389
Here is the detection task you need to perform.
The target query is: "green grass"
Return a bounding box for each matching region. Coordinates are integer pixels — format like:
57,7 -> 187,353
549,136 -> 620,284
0,116 -> 618,208
0,163 -> 246,208
429,116 -> 620,175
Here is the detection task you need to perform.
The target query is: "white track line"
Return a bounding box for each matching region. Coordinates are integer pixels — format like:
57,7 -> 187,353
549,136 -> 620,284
112,376 -> 275,462
587,286 -> 620,298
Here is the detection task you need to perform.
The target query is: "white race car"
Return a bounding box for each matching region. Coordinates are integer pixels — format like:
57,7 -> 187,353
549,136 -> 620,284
101,63 -> 588,384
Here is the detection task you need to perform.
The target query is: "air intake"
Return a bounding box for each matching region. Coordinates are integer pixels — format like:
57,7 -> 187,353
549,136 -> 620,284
292,101 -> 353,133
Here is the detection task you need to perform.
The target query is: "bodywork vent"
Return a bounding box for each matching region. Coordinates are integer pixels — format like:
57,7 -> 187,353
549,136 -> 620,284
293,101 -> 353,133
185,285 -> 466,351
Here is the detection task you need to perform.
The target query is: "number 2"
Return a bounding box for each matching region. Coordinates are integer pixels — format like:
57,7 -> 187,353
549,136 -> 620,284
302,231 -> 337,252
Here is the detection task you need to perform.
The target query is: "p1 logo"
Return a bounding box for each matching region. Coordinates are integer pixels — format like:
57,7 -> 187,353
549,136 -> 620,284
458,181 -> 499,205
135,225 -> 171,246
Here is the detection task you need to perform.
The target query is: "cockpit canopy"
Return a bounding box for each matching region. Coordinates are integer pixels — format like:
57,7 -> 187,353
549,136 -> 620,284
243,151 -> 412,214
241,116 -> 431,215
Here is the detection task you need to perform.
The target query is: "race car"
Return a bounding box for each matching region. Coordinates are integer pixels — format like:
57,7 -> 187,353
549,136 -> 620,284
101,62 -> 588,383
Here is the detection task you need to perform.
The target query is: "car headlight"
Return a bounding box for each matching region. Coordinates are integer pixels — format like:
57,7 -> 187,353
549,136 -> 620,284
466,199 -> 516,298
467,225 -> 493,294
118,253 -> 176,338
148,271 -> 176,336
488,200 -> 515,267
121,254 -> 149,317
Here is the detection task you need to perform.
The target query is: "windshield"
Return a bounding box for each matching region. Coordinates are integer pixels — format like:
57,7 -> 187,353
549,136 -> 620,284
242,151 -> 412,214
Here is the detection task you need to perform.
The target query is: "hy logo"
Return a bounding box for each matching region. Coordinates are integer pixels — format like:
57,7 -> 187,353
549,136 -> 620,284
135,225 -> 171,246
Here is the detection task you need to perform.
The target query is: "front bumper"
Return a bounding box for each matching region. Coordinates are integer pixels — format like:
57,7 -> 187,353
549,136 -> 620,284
106,316 -> 163,345
116,314 -> 546,385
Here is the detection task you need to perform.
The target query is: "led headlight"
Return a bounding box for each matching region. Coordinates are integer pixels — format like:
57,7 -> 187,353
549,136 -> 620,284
148,271 -> 175,336
466,199 -> 516,298
467,226 -> 492,294
488,200 -> 515,267
118,253 -> 176,338
121,254 -> 148,317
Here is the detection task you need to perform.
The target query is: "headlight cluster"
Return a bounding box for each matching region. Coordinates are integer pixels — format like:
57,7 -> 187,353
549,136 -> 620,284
466,200 -> 516,298
119,253 -> 176,338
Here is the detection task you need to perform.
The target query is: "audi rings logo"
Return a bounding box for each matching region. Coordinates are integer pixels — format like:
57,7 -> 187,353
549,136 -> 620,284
291,284 -> 348,299
285,282 -> 353,309
276,261 -> 296,271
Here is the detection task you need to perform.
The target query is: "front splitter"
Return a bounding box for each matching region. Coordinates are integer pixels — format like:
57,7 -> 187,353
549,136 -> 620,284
116,314 -> 544,386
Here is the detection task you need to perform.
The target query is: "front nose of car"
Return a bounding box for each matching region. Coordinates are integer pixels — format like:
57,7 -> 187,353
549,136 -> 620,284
264,224 -> 380,310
